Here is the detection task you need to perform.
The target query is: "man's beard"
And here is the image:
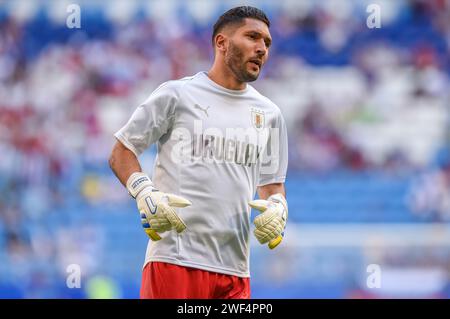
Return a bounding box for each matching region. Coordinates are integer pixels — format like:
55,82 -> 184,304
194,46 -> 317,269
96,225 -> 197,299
225,41 -> 260,83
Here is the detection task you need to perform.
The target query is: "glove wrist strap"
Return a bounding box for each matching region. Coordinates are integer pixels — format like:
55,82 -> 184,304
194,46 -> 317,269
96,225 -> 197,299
126,172 -> 154,199
268,193 -> 288,212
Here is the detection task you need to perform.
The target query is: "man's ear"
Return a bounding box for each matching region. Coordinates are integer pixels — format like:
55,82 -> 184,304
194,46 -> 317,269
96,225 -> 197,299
214,33 -> 228,53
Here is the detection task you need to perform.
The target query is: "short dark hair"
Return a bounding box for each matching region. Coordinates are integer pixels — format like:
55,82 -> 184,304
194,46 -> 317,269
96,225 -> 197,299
212,6 -> 270,45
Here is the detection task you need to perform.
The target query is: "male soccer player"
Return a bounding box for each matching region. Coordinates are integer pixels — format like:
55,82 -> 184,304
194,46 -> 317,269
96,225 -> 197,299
109,6 -> 288,299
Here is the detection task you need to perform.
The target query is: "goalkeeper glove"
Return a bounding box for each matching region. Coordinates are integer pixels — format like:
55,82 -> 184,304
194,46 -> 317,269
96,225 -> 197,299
249,193 -> 288,249
126,172 -> 191,241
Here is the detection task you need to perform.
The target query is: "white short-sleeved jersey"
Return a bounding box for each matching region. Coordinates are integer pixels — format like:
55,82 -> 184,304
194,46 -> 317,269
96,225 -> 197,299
115,71 -> 288,277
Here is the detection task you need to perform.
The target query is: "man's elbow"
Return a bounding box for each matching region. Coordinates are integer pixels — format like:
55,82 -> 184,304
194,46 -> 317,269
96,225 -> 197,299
108,151 -> 117,172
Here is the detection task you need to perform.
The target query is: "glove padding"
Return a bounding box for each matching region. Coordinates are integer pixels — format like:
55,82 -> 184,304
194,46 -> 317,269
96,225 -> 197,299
249,193 -> 288,249
127,172 -> 191,241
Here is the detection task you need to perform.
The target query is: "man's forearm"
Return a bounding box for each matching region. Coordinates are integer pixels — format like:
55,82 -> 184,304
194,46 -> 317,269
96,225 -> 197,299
257,183 -> 285,200
109,140 -> 142,187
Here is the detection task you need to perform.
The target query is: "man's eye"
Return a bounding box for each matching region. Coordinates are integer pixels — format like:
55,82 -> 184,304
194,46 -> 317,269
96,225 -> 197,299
248,34 -> 257,39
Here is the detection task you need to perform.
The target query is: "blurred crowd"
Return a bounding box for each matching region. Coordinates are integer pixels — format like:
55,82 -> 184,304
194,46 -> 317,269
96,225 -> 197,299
0,0 -> 450,298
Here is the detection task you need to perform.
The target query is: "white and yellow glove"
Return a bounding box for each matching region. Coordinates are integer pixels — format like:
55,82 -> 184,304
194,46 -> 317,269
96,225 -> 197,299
126,172 -> 191,241
249,193 -> 288,249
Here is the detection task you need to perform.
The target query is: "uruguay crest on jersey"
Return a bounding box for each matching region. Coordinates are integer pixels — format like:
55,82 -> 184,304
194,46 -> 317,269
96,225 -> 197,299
251,107 -> 265,131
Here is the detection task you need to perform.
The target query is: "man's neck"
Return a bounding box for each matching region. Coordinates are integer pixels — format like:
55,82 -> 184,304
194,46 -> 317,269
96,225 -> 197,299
207,64 -> 247,91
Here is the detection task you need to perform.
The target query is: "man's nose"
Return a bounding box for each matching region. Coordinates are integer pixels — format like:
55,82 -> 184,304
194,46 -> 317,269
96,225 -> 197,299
255,41 -> 267,56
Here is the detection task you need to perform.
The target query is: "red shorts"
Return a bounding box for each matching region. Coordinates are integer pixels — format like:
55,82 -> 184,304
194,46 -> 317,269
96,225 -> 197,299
140,262 -> 250,299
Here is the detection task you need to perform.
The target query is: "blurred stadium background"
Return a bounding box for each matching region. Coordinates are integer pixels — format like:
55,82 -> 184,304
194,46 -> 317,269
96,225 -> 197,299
1,0 -> 450,298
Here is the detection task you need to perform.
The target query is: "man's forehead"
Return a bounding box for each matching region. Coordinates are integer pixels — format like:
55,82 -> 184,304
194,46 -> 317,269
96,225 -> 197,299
223,18 -> 271,39
238,18 -> 271,37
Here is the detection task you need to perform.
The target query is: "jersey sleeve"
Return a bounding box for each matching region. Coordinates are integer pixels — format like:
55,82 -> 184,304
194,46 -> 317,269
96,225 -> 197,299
114,82 -> 179,156
258,109 -> 288,186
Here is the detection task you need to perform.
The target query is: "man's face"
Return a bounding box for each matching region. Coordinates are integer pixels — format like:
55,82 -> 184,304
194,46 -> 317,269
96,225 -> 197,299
223,18 -> 272,83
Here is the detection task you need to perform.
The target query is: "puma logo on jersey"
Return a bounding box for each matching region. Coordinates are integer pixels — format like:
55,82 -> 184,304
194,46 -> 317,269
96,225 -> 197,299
194,104 -> 210,117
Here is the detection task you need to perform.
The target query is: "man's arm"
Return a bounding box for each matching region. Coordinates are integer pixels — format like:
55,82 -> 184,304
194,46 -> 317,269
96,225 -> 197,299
109,140 -> 142,187
108,139 -> 190,241
257,182 -> 285,200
